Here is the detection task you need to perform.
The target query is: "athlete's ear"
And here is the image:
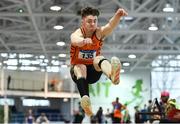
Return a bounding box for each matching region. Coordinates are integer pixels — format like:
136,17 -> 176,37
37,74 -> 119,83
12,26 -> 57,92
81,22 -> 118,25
82,17 -> 85,23
81,19 -> 84,25
81,17 -> 86,26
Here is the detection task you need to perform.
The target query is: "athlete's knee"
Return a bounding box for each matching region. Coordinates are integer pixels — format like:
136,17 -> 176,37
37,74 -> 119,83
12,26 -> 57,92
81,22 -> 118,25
74,64 -> 87,79
93,56 -> 104,65
93,56 -> 107,71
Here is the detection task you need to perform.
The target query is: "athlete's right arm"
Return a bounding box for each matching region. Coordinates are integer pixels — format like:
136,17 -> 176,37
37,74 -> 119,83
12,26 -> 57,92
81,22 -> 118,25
71,29 -> 92,47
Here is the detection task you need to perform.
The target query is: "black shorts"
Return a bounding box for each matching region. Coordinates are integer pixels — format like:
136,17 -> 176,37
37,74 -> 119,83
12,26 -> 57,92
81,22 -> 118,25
70,64 -> 102,84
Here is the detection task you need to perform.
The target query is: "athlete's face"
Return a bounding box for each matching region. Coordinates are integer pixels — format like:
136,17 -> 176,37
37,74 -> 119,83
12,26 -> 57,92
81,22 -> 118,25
82,15 -> 98,32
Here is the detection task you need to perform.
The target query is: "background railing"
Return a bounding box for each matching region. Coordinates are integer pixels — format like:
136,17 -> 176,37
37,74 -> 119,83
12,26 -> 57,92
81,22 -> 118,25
10,112 -> 70,123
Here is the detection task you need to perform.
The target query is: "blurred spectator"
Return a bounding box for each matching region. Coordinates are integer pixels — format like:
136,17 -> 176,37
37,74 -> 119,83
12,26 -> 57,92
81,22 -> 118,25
160,91 -> 170,119
73,110 -> 83,123
104,108 -> 112,124
78,101 -> 85,117
147,99 -> 152,120
160,91 -> 169,103
90,115 -> 98,123
134,106 -> 141,123
158,91 -> 180,122
36,113 -> 49,124
123,103 -> 131,123
166,99 -> 180,122
25,109 -> 35,124
147,100 -> 152,112
49,77 -> 58,91
96,107 -> 103,124
56,80 -> 63,92
112,97 -> 126,123
140,104 -> 148,123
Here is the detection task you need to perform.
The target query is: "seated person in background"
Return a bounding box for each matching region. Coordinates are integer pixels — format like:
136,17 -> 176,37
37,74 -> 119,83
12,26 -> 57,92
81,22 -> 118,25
36,113 -> 49,124
165,99 -> 180,122
154,91 -> 180,122
25,109 -> 35,124
160,91 -> 170,111
49,77 -> 58,91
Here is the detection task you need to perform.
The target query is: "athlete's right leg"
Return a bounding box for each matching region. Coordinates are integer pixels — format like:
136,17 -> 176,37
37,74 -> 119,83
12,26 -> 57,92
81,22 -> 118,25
73,64 -> 88,97
71,64 -> 93,116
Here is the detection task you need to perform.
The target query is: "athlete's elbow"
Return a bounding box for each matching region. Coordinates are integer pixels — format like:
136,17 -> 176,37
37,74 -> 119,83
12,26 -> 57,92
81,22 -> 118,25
71,40 -> 84,47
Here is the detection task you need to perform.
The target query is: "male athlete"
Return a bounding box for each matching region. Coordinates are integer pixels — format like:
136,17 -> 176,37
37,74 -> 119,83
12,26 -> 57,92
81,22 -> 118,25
70,7 -> 128,116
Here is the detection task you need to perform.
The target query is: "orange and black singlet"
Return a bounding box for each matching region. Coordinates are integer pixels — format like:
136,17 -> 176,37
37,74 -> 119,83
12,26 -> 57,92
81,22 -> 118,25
70,28 -> 103,65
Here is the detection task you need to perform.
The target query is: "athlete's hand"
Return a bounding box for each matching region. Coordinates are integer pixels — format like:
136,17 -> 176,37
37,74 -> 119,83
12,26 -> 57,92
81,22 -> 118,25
117,8 -> 128,16
83,38 -> 93,45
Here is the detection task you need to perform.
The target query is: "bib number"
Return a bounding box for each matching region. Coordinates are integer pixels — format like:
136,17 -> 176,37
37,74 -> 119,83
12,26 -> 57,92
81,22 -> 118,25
78,50 -> 96,59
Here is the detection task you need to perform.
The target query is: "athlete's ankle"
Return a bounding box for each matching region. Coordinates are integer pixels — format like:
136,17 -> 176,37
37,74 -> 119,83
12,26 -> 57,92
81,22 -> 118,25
82,95 -> 89,97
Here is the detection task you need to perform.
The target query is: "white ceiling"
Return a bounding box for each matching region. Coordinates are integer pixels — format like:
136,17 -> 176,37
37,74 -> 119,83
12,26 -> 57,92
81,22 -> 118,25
0,0 -> 180,72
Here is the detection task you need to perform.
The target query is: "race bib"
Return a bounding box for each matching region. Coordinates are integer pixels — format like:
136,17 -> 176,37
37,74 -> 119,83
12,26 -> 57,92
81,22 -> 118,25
78,50 -> 96,59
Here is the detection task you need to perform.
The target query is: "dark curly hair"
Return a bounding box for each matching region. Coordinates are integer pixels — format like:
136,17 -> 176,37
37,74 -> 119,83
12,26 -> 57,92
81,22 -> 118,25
81,7 -> 100,18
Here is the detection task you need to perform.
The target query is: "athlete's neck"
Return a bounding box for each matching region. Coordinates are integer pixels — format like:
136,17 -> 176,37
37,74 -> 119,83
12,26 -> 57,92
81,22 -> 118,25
82,27 -> 95,38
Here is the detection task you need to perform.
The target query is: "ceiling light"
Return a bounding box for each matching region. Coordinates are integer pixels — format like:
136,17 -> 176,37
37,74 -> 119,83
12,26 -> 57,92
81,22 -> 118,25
148,24 -> 158,31
124,16 -> 134,21
19,59 -> 31,66
51,60 -> 59,65
41,69 -> 45,72
163,3 -> 174,12
20,66 -> 37,71
47,66 -> 59,72
7,66 -> 17,70
53,25 -> 64,30
166,17 -> 173,21
128,54 -> 136,59
176,55 -> 180,59
52,56 -> 57,59
123,62 -> 130,66
50,5 -> 61,11
9,53 -> 17,58
31,60 -> 40,65
44,59 -> 49,63
121,69 -> 125,73
18,8 -> 24,13
1,53 -> 8,57
59,54 -> 66,57
56,41 -> 65,46
4,59 -> 18,66
39,55 -> 45,59
40,63 -> 47,66
19,54 -> 33,58
61,64 -> 68,68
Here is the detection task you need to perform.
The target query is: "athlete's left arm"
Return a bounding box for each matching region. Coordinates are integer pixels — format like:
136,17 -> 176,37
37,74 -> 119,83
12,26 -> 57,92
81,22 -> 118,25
100,8 -> 128,38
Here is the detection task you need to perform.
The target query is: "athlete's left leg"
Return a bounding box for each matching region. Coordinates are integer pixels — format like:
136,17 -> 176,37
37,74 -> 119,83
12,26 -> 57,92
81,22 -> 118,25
93,56 -> 121,85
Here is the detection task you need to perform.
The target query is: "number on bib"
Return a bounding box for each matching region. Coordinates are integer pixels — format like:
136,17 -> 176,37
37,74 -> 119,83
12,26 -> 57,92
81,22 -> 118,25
78,50 -> 96,59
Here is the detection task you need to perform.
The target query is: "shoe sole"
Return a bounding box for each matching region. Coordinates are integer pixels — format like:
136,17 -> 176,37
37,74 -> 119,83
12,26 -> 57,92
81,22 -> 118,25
80,96 -> 93,117
111,56 -> 121,85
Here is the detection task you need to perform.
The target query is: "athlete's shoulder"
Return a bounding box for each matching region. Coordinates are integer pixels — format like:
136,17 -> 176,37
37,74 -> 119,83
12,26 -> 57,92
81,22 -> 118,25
72,28 -> 81,34
71,28 -> 83,36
